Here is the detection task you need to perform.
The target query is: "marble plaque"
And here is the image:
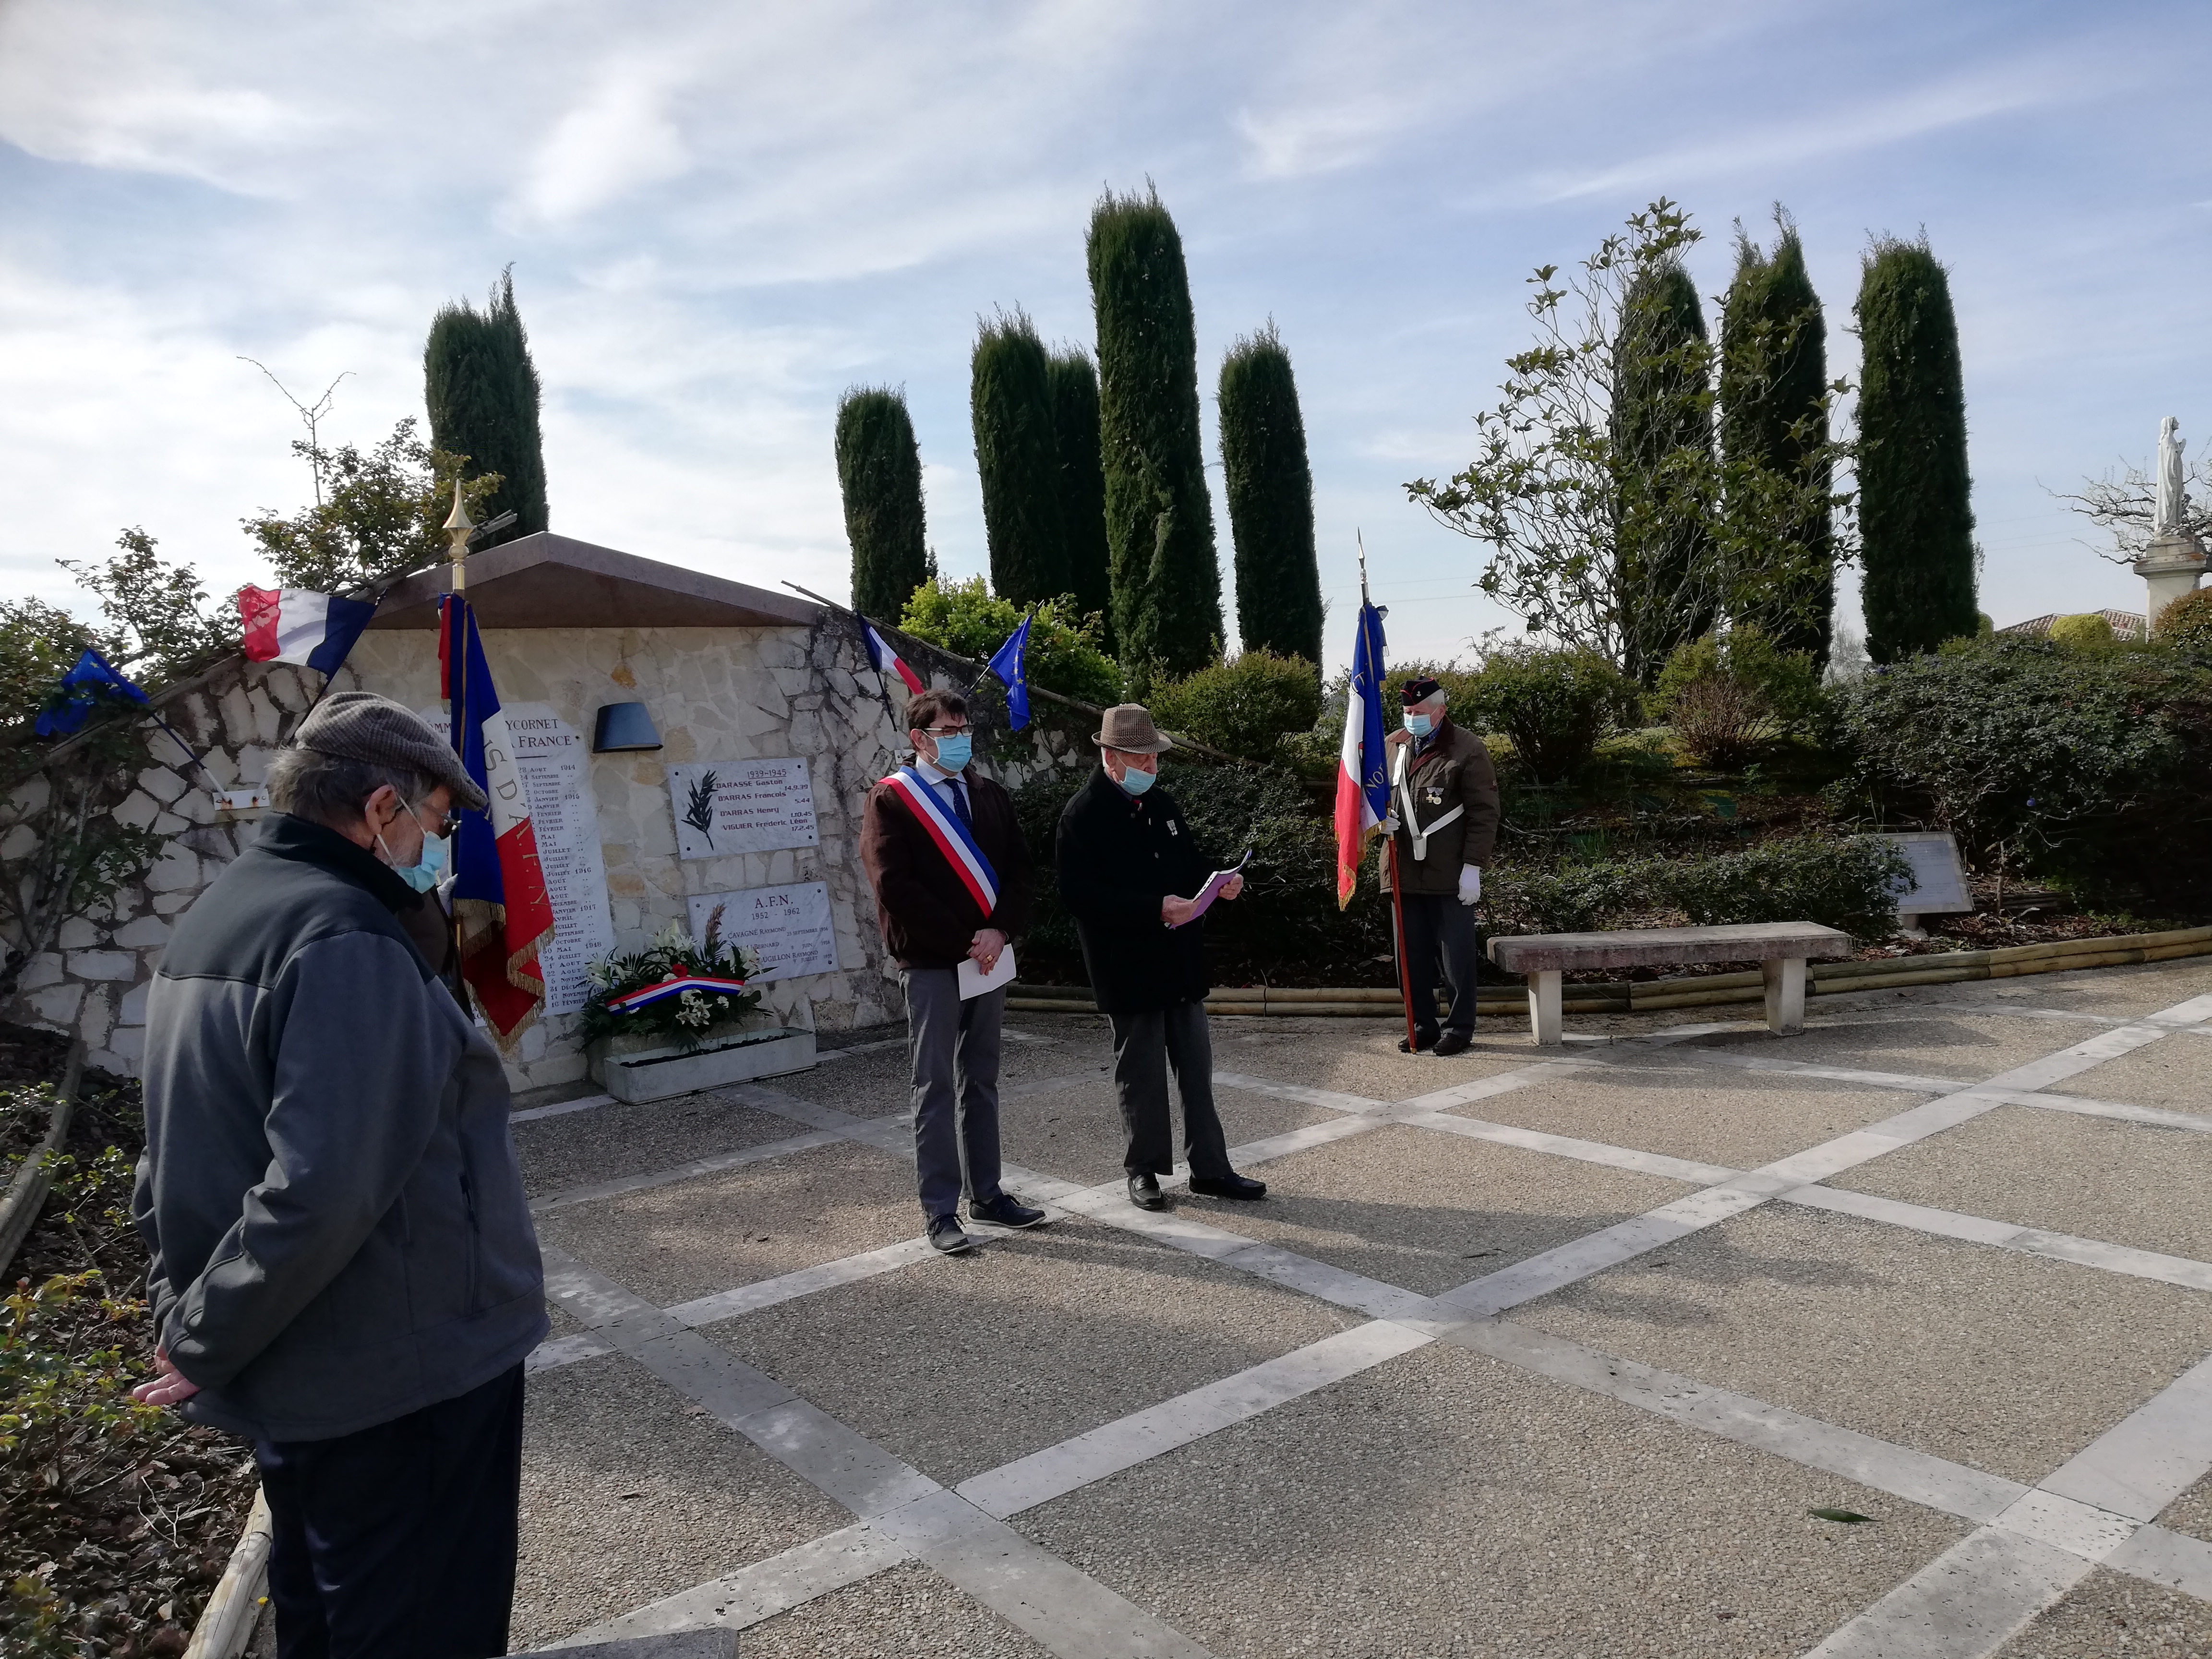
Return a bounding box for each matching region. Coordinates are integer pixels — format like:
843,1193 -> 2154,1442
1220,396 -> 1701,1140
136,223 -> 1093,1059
502,704 -> 618,1016
668,758 -> 820,859
687,882 -> 838,983
1876,830 -> 1973,917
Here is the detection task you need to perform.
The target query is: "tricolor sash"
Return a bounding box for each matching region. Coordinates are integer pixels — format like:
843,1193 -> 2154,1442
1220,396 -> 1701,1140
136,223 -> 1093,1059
883,767 -> 999,915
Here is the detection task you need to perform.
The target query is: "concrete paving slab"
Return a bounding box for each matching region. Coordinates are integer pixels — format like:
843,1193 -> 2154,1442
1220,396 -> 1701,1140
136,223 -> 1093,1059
2047,1034 -> 2208,1116
1980,960 -> 2212,1021
1215,1023 -> 1528,1103
1834,1103 -> 2212,1265
737,1560 -> 1055,1658
761,1027 -> 1118,1119
1016,1340 -> 1966,1659
1448,1056 -> 1930,1170
514,1352 -> 849,1647
996,1076 -> 1342,1186
2157,1470 -> 2212,1547
1679,1010 -> 2081,1083
1992,1565 -> 2212,1657
515,1095 -> 806,1198
534,1138 -> 921,1307
1516,1205 -> 2212,1487
1177,1120 -> 1695,1295
544,1299 -> 585,1338
700,1214 -> 1358,1487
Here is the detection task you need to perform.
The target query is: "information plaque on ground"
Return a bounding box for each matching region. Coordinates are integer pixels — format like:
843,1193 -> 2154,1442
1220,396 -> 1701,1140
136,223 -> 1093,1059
687,881 -> 838,982
668,758 -> 820,858
1875,830 -> 1973,919
501,704 -> 618,1016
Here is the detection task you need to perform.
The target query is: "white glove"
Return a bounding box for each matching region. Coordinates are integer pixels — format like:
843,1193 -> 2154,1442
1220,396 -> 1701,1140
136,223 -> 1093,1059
1381,814 -> 1400,835
1458,865 -> 1481,905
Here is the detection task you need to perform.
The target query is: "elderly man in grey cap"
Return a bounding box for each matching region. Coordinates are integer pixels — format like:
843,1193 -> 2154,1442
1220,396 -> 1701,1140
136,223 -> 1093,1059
131,691 -> 547,1659
1057,705 -> 1264,1212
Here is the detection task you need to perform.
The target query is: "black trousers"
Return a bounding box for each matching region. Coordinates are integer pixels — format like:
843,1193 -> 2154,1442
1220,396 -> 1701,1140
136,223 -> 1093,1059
1400,892 -> 1480,1042
1107,1000 -> 1234,1179
257,1363 -> 526,1659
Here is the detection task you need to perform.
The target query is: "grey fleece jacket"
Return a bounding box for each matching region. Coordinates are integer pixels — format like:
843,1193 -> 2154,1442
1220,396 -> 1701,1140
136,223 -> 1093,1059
132,813 -> 546,1443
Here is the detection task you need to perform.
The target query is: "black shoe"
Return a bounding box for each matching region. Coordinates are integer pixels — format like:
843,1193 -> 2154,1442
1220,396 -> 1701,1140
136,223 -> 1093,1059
927,1215 -> 975,1255
970,1192 -> 1047,1229
1398,1032 -> 1437,1054
1127,1174 -> 1169,1212
1432,1030 -> 1473,1057
1189,1172 -> 1267,1201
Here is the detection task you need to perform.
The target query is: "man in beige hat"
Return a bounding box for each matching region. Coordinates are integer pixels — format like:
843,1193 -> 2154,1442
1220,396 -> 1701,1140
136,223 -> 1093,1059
1057,705 -> 1264,1212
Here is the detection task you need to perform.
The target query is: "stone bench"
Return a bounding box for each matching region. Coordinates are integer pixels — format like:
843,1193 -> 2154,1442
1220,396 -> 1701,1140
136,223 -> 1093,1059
1488,922 -> 1853,1046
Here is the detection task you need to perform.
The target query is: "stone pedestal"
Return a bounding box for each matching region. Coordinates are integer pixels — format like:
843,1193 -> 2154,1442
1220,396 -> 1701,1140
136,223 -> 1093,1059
2136,533 -> 2207,627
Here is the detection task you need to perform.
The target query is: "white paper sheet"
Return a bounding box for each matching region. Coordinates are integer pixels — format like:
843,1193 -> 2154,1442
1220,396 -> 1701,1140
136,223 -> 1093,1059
959,946 -> 1017,1000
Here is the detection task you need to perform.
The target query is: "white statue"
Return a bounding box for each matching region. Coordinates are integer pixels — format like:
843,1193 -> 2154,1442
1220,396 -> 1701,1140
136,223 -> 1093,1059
2156,415 -> 2187,535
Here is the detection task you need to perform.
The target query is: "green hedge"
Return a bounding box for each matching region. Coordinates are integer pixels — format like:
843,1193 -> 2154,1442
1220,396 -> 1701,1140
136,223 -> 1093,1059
1146,650 -> 1322,762
1486,835 -> 1906,941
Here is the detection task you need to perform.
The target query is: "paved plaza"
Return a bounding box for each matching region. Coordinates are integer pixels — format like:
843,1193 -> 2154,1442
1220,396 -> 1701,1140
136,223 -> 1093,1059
507,958 -> 2212,1658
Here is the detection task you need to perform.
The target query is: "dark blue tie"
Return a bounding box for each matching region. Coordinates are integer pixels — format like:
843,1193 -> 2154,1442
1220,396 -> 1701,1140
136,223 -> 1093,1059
949,778 -> 971,827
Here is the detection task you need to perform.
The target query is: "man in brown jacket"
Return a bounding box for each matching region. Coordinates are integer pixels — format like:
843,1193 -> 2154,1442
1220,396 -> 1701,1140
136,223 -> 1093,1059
1383,677 -> 1501,1055
860,688 -> 1046,1254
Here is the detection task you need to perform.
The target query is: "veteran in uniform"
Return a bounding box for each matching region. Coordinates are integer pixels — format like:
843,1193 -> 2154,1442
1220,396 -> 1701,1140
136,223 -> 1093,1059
1382,677 -> 1501,1055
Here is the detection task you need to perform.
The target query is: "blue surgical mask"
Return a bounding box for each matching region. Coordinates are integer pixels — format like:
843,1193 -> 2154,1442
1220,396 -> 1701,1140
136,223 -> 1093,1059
928,733 -> 972,772
1116,764 -> 1155,797
1403,712 -> 1433,738
392,832 -> 447,894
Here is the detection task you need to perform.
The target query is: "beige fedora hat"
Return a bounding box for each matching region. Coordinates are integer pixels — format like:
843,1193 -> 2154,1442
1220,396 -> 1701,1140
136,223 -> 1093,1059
1093,703 -> 1174,755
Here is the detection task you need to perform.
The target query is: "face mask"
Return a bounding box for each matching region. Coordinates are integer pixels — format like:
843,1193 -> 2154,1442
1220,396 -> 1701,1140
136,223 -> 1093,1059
1403,712 -> 1433,738
1116,764 -> 1155,797
376,798 -> 448,894
929,733 -> 973,772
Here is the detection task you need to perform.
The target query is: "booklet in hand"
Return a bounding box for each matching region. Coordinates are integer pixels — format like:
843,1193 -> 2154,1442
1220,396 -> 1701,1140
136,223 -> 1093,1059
1172,851 -> 1251,929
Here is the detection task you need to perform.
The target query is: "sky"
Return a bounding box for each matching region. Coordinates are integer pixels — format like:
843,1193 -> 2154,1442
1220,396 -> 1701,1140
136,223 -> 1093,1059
2,0 -> 2207,673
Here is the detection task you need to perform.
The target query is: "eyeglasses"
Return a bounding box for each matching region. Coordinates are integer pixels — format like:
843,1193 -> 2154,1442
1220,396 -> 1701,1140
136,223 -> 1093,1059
408,797 -> 465,838
919,725 -> 971,737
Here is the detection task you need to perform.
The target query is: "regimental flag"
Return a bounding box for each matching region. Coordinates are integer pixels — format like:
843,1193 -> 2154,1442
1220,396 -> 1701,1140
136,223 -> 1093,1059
987,613 -> 1032,731
239,587 -> 377,676
439,595 -> 556,1042
860,616 -> 926,697
1333,599 -> 1391,910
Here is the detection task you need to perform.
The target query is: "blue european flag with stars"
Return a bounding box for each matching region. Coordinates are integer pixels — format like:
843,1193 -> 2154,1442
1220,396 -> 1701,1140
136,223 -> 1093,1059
988,613 -> 1033,731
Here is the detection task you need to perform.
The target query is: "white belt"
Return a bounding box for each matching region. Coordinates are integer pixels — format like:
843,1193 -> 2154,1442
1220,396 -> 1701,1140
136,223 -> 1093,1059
1393,746 -> 1463,862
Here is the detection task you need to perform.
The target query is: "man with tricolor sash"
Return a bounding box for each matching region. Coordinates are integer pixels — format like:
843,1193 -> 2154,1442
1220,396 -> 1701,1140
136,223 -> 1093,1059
860,689 -> 1046,1255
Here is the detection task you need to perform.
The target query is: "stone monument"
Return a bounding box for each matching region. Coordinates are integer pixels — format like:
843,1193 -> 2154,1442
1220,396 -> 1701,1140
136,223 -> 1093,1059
2138,415 -> 2207,625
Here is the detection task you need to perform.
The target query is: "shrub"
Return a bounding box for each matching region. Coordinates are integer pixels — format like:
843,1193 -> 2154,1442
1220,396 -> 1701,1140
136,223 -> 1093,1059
2152,588 -> 2212,651
1649,626 -> 1825,768
1483,860 -> 1651,937
2047,612 -> 2115,650
1657,835 -> 1908,939
1465,646 -> 1640,782
1146,650 -> 1322,761
898,576 -> 1122,708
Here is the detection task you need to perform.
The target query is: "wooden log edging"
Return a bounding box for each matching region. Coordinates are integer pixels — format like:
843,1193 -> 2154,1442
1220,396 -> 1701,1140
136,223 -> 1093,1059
0,1038 -> 85,1279
182,1488 -> 272,1659
1004,926 -> 2212,1017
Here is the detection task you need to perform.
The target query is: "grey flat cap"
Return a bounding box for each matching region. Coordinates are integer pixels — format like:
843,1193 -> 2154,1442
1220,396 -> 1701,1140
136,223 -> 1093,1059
1093,704 -> 1174,755
294,692 -> 488,813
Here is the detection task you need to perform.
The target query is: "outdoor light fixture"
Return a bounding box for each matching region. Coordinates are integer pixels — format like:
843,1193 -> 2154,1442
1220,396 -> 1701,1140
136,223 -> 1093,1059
592,702 -> 662,753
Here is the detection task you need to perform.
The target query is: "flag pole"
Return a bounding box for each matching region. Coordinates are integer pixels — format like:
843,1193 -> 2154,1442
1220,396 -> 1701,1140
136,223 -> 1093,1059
1361,531 -> 1419,1051
443,483 -> 474,999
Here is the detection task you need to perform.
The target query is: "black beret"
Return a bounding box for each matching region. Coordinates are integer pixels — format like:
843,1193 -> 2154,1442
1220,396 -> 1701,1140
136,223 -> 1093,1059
1401,678 -> 1442,706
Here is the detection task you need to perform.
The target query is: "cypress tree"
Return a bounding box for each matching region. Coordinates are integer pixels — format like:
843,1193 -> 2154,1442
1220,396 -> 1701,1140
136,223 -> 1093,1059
1086,184 -> 1224,682
1217,322 -> 1322,668
1046,347 -> 1114,650
970,311 -> 1069,608
423,268 -> 548,546
1720,217 -> 1833,665
1856,236 -> 1977,661
835,387 -> 931,621
1611,259 -> 1714,684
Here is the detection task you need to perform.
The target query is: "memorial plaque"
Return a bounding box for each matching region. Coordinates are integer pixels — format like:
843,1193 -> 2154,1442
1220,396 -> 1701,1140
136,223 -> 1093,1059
1875,830 -> 1973,917
668,758 -> 820,859
501,704 -> 618,1016
687,882 -> 838,983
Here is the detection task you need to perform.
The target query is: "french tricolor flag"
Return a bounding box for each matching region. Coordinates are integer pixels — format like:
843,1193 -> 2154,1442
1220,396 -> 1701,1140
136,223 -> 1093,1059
860,616 -> 926,697
238,587 -> 377,675
1334,599 -> 1391,910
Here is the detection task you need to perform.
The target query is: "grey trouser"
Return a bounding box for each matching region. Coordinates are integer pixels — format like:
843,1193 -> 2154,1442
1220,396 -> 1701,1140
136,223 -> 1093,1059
1399,892 -> 1479,1042
1107,1000 -> 1233,1180
902,968 -> 1006,1220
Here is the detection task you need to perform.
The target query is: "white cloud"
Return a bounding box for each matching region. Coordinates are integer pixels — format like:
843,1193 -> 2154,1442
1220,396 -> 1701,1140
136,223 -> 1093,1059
510,60 -> 692,226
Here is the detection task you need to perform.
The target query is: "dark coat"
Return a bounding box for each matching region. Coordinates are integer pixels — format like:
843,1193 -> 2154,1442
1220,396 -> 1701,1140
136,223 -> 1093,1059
1057,767 -> 1214,1015
1382,718 -> 1501,895
860,764 -> 1034,970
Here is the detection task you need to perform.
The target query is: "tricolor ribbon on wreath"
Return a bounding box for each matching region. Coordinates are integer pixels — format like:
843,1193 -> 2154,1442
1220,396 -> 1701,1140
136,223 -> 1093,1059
603,969 -> 752,1015
881,766 -> 998,914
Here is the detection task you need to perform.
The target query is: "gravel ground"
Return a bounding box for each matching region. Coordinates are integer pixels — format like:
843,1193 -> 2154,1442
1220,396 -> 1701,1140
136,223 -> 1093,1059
1516,1204 -> 2212,1486
2055,1035 -> 2209,1114
1448,1055 -> 1925,1171
1969,960 -> 2212,1021
2156,1469 -> 2212,1545
1834,1102 -> 2212,1262
532,1136 -> 922,1305
512,1351 -> 848,1647
544,1299 -> 584,1337
1016,1340 -> 1966,1659
512,1094 -> 807,1197
1676,1010 -> 2085,1082
997,1076 -> 1340,1187
765,1031 -> 1105,1119
739,1560 -> 1055,1657
1213,1022 -> 1532,1102
1177,1121 -> 1693,1295
701,1214 -> 1358,1484
1995,1568 -> 2212,1657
